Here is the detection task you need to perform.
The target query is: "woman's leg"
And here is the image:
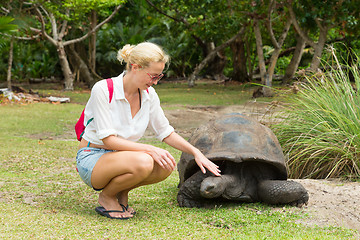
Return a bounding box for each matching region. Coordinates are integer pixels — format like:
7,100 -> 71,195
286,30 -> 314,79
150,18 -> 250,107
91,151 -> 154,218
135,159 -> 173,186
116,161 -> 173,213
91,150 -> 173,218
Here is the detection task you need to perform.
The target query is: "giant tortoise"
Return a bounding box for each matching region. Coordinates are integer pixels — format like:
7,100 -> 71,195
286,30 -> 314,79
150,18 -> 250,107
177,113 -> 309,208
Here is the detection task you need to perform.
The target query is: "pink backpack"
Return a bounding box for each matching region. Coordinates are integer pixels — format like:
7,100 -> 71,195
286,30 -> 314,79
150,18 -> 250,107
75,78 -> 114,141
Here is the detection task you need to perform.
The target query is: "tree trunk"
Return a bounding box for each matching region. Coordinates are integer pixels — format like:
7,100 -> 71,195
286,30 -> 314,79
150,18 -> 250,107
67,44 -> 95,87
288,5 -> 330,73
31,4 -> 122,91
267,48 -> 280,83
253,20 -> 266,84
205,42 -> 227,80
283,34 -> 306,83
188,55 -> 212,87
254,20 -> 271,92
267,18 -> 292,84
245,37 -> 253,80
188,26 -> 246,87
231,36 -> 250,82
309,25 -> 329,72
89,10 -> 97,72
7,37 -> 14,90
253,20 -> 273,96
57,42 -> 74,91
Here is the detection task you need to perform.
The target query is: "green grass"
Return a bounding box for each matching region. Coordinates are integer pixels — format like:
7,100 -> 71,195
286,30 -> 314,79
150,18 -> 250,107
0,82 -> 358,239
155,82 -> 255,106
33,81 -> 262,106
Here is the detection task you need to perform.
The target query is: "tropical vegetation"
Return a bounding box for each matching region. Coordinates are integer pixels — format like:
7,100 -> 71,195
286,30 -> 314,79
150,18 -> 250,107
0,0 -> 359,92
273,48 -> 360,179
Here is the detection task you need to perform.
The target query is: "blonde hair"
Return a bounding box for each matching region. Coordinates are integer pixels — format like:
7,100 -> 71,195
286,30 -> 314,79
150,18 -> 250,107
117,42 -> 170,71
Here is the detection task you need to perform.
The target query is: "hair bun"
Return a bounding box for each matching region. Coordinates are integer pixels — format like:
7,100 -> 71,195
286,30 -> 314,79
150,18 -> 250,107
117,44 -> 134,64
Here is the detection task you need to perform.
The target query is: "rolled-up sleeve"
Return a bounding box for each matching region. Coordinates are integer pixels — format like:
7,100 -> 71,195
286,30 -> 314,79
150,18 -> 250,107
148,89 -> 174,141
89,82 -> 117,140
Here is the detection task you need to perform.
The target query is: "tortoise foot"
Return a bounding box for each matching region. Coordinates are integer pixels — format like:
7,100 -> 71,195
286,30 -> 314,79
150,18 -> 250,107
177,193 -> 204,208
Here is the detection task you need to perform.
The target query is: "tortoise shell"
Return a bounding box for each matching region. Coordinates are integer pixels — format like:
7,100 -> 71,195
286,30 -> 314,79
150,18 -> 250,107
177,113 -> 287,186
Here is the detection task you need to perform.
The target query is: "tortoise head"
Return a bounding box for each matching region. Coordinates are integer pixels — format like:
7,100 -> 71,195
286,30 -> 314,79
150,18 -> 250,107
200,175 -> 242,199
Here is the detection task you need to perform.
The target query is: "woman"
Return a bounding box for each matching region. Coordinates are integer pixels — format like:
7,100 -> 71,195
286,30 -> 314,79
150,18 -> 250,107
76,42 -> 221,219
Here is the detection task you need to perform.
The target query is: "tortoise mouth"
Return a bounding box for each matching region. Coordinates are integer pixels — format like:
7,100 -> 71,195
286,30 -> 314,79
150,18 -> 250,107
200,176 -> 225,199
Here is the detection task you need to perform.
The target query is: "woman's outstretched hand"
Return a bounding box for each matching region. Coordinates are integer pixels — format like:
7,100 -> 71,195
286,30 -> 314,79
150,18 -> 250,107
193,150 -> 221,176
163,132 -> 221,176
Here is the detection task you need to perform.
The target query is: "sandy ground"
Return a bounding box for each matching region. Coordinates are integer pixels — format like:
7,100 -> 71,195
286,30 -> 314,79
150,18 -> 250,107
162,102 -> 360,234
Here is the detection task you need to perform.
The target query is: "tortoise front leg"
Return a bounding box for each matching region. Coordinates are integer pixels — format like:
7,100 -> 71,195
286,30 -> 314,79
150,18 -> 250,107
177,171 -> 209,208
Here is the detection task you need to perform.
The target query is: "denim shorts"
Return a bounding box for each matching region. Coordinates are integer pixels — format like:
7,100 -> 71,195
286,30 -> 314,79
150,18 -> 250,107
76,147 -> 114,189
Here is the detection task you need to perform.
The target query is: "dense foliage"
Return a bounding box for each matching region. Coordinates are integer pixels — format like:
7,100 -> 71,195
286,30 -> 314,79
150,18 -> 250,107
273,49 -> 360,179
0,0 -> 359,88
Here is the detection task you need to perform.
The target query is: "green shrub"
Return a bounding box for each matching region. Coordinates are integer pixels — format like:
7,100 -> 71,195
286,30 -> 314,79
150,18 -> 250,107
273,49 -> 360,179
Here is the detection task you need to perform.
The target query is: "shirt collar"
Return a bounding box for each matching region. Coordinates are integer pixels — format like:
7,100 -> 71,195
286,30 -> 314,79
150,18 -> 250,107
114,72 -> 151,102
113,72 -> 126,100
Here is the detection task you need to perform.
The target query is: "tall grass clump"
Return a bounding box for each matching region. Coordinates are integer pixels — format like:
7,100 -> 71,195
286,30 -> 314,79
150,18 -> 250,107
273,48 -> 360,179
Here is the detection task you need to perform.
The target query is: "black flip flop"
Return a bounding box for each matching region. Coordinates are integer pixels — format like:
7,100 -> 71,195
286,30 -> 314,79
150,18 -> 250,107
95,206 -> 130,220
120,203 -> 137,216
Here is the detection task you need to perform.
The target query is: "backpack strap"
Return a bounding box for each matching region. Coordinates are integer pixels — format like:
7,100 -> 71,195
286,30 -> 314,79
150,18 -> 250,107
106,78 -> 114,103
76,78 -> 114,142
82,78 -> 113,132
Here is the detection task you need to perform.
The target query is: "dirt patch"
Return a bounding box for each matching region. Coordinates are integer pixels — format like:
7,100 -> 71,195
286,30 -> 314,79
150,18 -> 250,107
295,179 -> 360,233
163,101 -> 360,235
164,101 -> 280,139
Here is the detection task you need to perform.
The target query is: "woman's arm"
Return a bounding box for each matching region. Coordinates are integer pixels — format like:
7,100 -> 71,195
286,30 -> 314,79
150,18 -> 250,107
163,132 -> 221,176
102,135 -> 176,171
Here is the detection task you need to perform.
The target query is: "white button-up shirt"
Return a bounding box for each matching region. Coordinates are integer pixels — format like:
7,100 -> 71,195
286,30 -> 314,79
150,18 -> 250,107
82,72 -> 174,145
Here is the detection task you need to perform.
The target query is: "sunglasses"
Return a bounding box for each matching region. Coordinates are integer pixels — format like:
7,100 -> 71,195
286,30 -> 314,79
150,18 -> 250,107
130,64 -> 164,82
146,72 -> 164,82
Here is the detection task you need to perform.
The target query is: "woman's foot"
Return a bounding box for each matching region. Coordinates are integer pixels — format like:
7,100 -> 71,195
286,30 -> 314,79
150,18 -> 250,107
98,192 -> 134,219
120,203 -> 136,215
116,191 -> 136,215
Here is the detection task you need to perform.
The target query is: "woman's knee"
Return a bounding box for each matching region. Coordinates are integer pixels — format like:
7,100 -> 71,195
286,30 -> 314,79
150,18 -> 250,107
131,153 -> 154,176
159,167 -> 173,180
147,164 -> 173,184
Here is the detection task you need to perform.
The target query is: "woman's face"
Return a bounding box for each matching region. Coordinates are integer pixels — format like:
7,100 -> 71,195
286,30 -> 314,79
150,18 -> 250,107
137,61 -> 165,90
